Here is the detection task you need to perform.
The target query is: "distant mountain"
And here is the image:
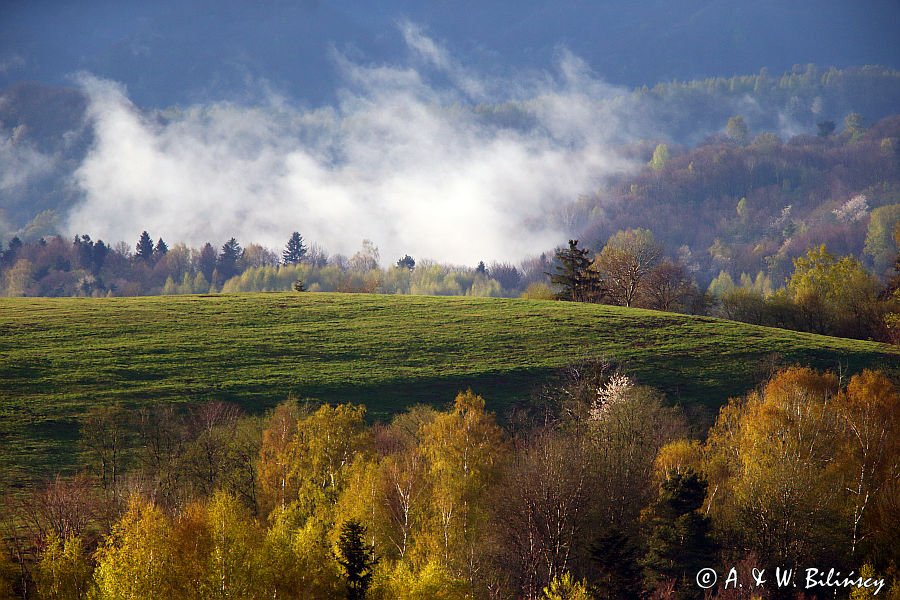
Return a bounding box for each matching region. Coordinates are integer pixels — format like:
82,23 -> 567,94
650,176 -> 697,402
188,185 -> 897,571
1,0 -> 899,107
2,65 -> 900,245
0,83 -> 90,236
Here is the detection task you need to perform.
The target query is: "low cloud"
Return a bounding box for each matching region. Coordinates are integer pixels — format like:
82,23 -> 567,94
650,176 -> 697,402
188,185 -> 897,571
67,28 -> 637,265
0,136 -> 52,193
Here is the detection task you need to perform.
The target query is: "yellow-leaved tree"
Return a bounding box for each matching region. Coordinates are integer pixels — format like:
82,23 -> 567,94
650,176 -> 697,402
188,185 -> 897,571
168,502 -> 212,600
695,367 -> 900,573
835,370 -> 899,560
787,244 -> 880,337
288,403 -> 370,513
34,532 -> 93,600
257,399 -> 302,516
256,402 -> 369,597
203,491 -> 267,599
416,390 -> 506,587
93,497 -> 176,600
709,368 -> 847,566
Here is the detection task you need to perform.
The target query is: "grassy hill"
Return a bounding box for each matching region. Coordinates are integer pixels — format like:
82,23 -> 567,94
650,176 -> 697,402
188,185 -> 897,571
1,292 -> 897,485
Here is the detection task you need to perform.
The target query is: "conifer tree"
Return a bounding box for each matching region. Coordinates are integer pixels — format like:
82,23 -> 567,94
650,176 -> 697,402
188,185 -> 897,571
817,120 -> 836,137
396,254 -> 416,271
136,231 -> 154,262
591,527 -> 642,599
642,469 -> 716,600
198,243 -> 217,282
92,240 -> 109,275
217,238 -> 243,282
550,240 -> 602,302
154,238 -> 168,260
336,519 -> 377,600
282,232 -> 307,265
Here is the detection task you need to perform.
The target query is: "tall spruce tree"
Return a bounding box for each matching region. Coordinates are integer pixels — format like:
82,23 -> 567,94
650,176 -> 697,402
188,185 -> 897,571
282,231 -> 307,265
92,240 -> 109,275
136,231 -> 154,262
336,520 -> 377,600
217,238 -> 242,281
0,236 -> 22,267
198,243 -> 217,282
74,234 -> 94,270
591,527 -> 642,600
550,240 -> 602,302
642,469 -> 717,600
153,238 -> 168,261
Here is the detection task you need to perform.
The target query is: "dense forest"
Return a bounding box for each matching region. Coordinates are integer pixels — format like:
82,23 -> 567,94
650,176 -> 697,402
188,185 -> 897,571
1,365 -> 897,599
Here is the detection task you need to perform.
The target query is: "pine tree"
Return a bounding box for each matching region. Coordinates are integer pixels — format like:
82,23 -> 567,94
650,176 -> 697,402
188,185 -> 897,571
136,231 -> 154,262
817,120 -> 836,137
154,238 -> 168,261
591,527 -> 642,599
73,234 -> 94,270
92,240 -> 109,275
396,254 -> 416,271
642,469 -> 717,600
0,236 -> 22,267
550,240 -> 602,302
282,232 -> 307,265
198,243 -> 217,282
336,519 -> 377,600
217,238 -> 242,282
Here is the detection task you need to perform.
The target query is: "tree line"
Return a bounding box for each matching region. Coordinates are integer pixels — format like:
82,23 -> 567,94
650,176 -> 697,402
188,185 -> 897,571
551,226 -> 900,343
0,364 -> 897,599
2,220 -> 899,344
0,229 -> 550,299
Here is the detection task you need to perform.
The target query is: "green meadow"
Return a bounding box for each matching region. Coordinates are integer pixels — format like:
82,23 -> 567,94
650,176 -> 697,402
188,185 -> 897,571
1,292 -> 897,485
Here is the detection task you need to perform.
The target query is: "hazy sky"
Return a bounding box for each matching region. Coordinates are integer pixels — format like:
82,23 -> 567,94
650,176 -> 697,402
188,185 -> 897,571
66,25 -> 638,264
4,1 -> 900,263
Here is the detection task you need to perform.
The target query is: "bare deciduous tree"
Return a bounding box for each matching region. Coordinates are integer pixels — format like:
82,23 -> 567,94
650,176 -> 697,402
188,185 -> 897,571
594,229 -> 661,307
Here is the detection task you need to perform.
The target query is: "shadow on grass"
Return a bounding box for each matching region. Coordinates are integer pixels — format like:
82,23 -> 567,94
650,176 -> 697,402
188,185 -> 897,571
216,368 -> 559,422
4,346 -> 895,489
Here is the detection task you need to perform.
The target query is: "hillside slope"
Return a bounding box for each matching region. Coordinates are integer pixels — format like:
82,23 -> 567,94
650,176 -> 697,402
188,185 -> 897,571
1,292 -> 897,483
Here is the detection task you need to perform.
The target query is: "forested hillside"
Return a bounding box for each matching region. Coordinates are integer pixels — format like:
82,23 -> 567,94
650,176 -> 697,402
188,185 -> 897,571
581,113 -> 900,284
1,293 -> 897,599
2,360 -> 897,599
2,66 -> 900,238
